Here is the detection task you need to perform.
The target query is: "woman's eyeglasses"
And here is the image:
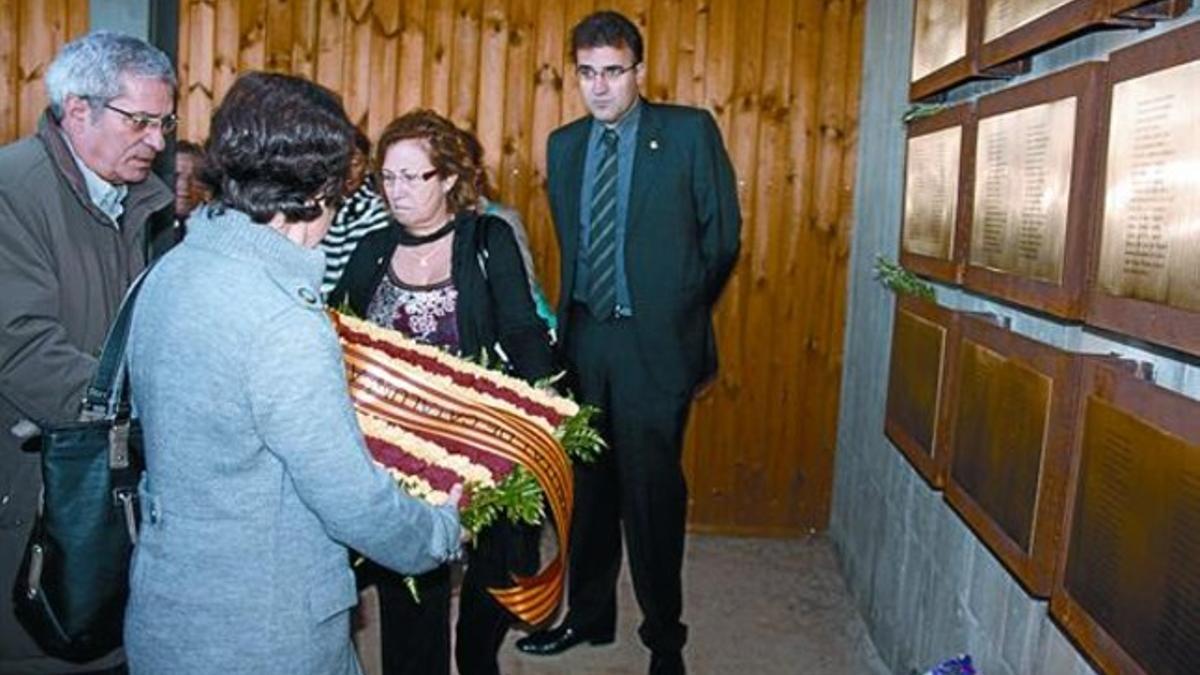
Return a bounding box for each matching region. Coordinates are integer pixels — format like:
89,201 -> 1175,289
379,168 -> 439,188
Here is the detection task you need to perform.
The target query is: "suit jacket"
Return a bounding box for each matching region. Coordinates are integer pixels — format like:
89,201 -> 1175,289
547,101 -> 741,395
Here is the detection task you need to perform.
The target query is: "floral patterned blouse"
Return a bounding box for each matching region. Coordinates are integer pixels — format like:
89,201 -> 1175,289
365,267 -> 460,352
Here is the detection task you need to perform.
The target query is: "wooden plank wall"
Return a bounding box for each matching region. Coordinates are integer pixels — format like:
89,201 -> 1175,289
0,0 -> 90,143
176,0 -> 864,535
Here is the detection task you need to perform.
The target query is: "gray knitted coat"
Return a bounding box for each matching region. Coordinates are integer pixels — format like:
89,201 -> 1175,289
124,207 -> 460,674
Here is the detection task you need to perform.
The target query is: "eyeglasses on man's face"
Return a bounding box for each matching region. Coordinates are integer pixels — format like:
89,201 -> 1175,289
379,168 -> 439,189
576,63 -> 639,84
103,103 -> 178,135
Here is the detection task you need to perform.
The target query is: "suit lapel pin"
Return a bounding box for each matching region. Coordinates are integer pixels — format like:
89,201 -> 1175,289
649,139 -> 659,151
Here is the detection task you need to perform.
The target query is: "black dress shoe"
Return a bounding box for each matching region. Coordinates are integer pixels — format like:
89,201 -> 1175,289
515,625 -> 615,655
649,651 -> 685,675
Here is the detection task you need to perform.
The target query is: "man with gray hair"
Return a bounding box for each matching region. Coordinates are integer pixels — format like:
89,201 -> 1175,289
0,31 -> 175,674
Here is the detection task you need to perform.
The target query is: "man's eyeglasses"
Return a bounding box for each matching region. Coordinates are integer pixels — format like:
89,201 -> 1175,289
576,63 -> 639,84
379,168 -> 439,188
104,103 -> 178,134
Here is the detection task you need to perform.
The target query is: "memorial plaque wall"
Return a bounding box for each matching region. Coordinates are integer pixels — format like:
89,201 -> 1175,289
944,316 -> 1118,596
980,1 -> 1114,68
901,105 -> 973,283
1052,361 -> 1200,675
911,0 -> 978,100
963,62 -> 1106,318
884,296 -> 958,487
1088,22 -> 1200,356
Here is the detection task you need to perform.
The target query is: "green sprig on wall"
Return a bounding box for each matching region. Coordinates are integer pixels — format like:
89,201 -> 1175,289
874,257 -> 936,300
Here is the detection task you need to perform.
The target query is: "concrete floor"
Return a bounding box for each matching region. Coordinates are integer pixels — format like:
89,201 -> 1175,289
495,534 -> 890,675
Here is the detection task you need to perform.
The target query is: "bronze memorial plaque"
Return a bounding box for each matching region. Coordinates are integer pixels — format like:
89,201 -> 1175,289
885,302 -> 949,482
1098,59 -> 1200,313
1062,396 -> 1200,674
970,97 -> 1076,284
904,126 -> 963,262
950,338 -> 1052,554
911,0 -> 970,84
984,0 -> 1075,42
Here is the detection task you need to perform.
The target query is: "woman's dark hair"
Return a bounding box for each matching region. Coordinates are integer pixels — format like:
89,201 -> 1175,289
375,109 -> 484,215
352,127 -> 370,156
201,72 -> 353,223
570,11 -> 643,64
459,127 -> 495,202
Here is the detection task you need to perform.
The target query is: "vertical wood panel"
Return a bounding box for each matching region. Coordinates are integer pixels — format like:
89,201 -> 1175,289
366,24 -> 400,138
266,0 -> 295,72
238,0 -> 267,72
396,0 -> 426,115
211,0 -> 239,126
18,0 -> 62,137
499,0 -> 534,214
475,0 -> 507,169
175,0 -> 865,535
291,0 -> 319,80
184,0 -> 214,142
0,0 -> 18,143
423,0 -> 453,113
0,0 -> 88,144
645,0 -> 678,102
448,0 -> 481,130
526,1 -> 565,289
314,0 -> 345,93
342,11 -> 372,128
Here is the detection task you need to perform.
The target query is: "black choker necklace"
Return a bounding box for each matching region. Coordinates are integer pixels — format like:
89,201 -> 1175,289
398,219 -> 456,246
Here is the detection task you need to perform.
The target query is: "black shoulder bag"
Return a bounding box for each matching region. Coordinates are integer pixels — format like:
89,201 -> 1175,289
12,267 -> 152,663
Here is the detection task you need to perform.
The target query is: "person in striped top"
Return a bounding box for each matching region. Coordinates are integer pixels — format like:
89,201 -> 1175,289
319,128 -> 391,296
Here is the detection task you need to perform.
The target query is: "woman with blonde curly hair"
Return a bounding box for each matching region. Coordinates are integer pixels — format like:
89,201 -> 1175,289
329,109 -> 553,675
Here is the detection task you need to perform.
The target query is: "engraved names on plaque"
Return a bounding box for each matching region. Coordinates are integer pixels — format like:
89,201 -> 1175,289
951,338 -> 1052,554
970,98 -> 1076,284
1098,59 -> 1200,312
1063,396 -> 1200,674
912,0 -> 970,83
904,127 -> 962,261
984,0 -> 1074,41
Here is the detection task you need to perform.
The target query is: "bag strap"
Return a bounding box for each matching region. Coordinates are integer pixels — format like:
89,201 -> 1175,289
80,265 -> 156,420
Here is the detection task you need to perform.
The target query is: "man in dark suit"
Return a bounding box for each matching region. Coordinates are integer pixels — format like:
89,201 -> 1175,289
514,11 -> 741,675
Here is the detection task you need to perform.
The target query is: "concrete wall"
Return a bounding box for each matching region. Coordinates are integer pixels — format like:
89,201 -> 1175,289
830,3 -> 1200,674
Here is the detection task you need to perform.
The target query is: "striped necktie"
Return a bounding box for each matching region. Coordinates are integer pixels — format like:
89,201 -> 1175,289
586,129 -> 620,319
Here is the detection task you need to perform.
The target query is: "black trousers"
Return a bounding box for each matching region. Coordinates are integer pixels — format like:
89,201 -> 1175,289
562,306 -> 692,653
359,519 -> 540,675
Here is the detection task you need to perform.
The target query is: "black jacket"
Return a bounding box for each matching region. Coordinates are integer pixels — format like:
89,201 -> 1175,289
546,101 -> 741,395
328,211 -> 555,383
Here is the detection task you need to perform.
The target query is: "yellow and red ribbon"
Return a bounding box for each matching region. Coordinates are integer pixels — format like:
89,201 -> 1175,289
330,312 -> 574,624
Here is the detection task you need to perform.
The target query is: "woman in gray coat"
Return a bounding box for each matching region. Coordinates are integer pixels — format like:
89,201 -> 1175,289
123,72 -> 462,675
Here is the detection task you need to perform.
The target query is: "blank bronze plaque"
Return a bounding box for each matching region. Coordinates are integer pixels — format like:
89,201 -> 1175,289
887,306 -> 948,457
912,0 -> 970,83
1063,396 -> 1200,674
970,97 -> 1076,284
904,126 -> 963,261
1098,58 -> 1200,312
984,0 -> 1075,41
951,338 -> 1052,553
